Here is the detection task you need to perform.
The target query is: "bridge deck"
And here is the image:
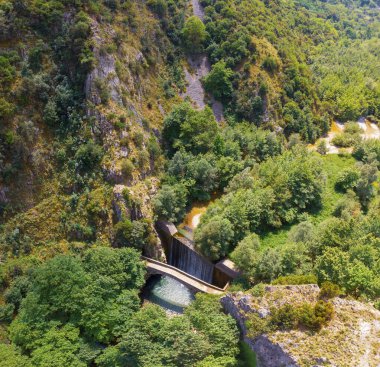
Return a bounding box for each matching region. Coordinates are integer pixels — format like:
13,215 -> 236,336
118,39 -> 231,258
142,257 -> 227,295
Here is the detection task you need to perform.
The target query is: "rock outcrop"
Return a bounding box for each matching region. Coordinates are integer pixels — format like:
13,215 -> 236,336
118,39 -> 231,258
221,285 -> 380,367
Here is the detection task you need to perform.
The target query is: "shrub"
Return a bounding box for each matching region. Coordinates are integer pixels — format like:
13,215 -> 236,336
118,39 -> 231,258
133,132 -> 144,147
353,139 -> 380,165
75,141 -> 103,171
270,304 -> 298,330
319,281 -> 341,299
245,313 -> 272,339
262,56 -> 278,72
344,122 -> 363,135
203,61 -> 234,101
147,0 -> 167,16
121,158 -> 134,179
316,140 -> 327,155
147,137 -> 161,160
95,78 -> 110,104
332,132 -> 360,148
272,274 -> 317,285
0,97 -> 14,118
182,16 -> 207,52
250,283 -> 266,297
335,168 -> 360,192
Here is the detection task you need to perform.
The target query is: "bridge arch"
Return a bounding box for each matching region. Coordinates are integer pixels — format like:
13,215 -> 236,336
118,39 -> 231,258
142,256 -> 227,295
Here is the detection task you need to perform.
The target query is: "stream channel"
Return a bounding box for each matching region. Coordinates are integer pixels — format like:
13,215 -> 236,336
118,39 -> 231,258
143,0 -> 223,313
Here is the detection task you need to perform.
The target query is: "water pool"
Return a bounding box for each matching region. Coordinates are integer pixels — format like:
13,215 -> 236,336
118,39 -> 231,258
143,275 -> 195,314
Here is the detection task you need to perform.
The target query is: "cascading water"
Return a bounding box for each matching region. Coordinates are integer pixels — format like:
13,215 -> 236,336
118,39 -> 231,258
167,236 -> 214,284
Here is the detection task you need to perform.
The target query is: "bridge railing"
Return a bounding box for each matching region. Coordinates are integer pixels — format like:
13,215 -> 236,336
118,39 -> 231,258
142,256 -> 229,292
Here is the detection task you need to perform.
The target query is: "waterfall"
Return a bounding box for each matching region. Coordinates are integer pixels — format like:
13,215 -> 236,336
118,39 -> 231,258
167,236 -> 214,284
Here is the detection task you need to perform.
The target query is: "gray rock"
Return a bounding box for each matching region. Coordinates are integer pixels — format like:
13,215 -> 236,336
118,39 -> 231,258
221,294 -> 300,367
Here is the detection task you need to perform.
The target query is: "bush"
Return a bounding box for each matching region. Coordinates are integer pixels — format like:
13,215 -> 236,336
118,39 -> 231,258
316,140 -> 327,155
332,132 -> 360,148
182,16 -> 207,52
261,56 -> 278,72
133,132 -> 144,147
335,168 -> 360,192
319,281 -> 341,299
270,304 -> 298,330
344,122 -> 363,135
272,274 -> 317,285
298,301 -> 334,331
121,158 -> 134,179
250,283 -> 266,297
0,97 -> 14,118
147,0 -> 167,16
268,301 -> 334,333
353,139 -> 380,165
153,183 -> 188,223
245,313 -> 272,339
203,61 -> 234,101
75,141 -> 103,171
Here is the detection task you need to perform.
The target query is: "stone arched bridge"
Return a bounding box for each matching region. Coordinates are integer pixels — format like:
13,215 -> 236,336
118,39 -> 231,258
142,256 -> 227,295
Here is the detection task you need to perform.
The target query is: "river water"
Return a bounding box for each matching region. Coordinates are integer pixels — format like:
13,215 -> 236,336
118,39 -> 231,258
144,0 -> 226,315
309,119 -> 380,154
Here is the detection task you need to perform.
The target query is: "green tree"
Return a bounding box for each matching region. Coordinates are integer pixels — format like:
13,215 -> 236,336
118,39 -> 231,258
185,294 -> 239,358
194,216 -> 235,260
335,168 -> 360,192
182,16 -> 207,52
114,219 -> 152,250
81,247 -> 146,290
315,247 -> 350,287
187,156 -> 219,200
162,102 -> 218,155
0,344 -> 31,367
30,324 -> 87,367
231,234 -> 261,279
355,162 -> 378,208
255,248 -> 283,282
346,260 -> 378,298
153,183 -> 188,223
203,61 -> 234,101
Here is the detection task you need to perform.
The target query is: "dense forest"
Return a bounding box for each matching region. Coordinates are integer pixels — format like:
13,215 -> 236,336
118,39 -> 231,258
0,0 -> 379,365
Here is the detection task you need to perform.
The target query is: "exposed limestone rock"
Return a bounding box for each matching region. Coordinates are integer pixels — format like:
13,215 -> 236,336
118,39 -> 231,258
85,20 -> 122,107
221,285 -> 380,367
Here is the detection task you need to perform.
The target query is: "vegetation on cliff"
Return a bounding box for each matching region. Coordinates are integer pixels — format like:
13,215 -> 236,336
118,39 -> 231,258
0,0 -> 379,365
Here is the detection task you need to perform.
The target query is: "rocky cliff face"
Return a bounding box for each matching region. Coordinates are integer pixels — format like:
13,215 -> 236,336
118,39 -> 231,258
82,2 -> 184,259
0,0 -> 184,259
221,285 -> 380,367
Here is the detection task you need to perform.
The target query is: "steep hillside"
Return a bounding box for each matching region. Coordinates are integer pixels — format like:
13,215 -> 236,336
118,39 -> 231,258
0,0 -> 187,259
0,0 -> 379,366
200,0 -> 380,140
